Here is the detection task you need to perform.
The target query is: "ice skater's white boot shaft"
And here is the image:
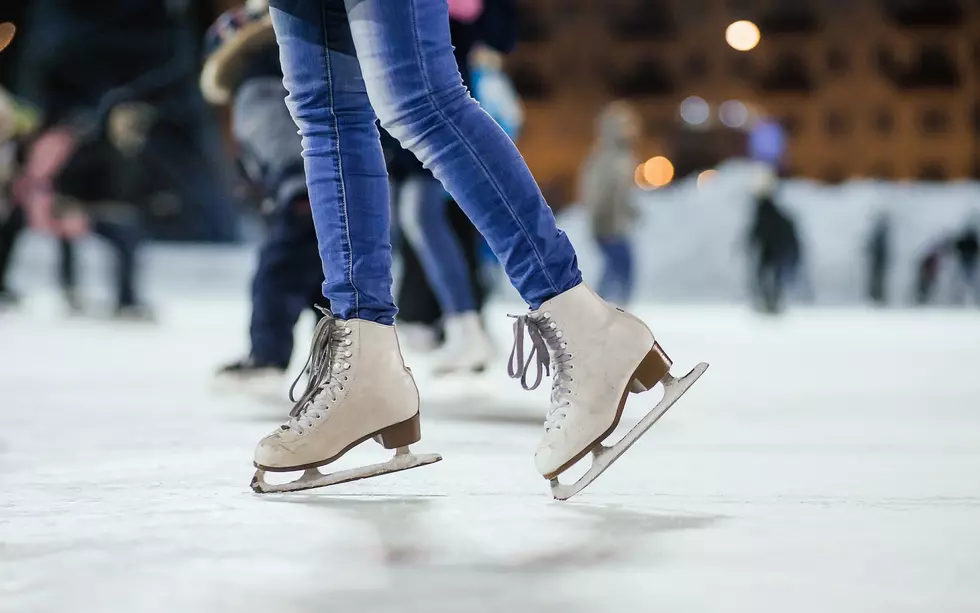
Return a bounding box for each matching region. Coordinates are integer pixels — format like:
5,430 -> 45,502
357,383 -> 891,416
509,284 -> 672,479
253,316 -> 423,473
431,311 -> 493,375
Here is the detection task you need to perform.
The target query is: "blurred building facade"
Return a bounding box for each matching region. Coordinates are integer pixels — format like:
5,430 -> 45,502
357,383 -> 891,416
509,0 -> 980,198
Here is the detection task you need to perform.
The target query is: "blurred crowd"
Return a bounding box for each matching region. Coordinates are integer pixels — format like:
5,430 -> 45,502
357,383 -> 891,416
0,0 -> 978,345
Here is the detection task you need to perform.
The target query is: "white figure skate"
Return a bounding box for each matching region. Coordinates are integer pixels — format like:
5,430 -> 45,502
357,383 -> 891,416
250,313 -> 441,494
509,284 -> 707,500
431,311 -> 494,375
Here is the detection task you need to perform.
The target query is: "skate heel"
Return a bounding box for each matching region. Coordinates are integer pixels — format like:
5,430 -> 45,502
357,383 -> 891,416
377,412 -> 422,449
630,342 -> 672,393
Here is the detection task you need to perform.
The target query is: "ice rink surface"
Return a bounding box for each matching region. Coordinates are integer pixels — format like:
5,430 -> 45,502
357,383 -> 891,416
2,253 -> 980,612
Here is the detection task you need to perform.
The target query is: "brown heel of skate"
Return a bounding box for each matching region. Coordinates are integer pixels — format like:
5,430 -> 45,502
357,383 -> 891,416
377,413 -> 422,449
630,342 -> 673,393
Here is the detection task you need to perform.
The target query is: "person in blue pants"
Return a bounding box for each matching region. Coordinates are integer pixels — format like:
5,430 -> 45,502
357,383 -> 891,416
250,0 -> 690,494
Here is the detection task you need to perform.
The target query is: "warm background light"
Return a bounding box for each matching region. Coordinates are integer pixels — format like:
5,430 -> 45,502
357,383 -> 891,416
643,156 -> 675,188
697,169 -> 718,189
634,164 -> 655,190
726,20 -> 760,51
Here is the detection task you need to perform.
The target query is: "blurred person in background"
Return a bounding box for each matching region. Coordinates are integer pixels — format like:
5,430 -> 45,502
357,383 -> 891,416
15,102 -> 158,320
0,85 -> 37,308
202,1 -> 330,390
866,212 -> 891,306
579,101 -> 640,306
914,243 -> 943,305
949,221 -> 979,305
391,0 -> 517,374
747,171 -> 800,314
14,0 -> 239,243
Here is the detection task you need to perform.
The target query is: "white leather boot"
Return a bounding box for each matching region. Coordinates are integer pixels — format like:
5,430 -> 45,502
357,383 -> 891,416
508,284 -> 680,480
251,314 -> 441,492
430,311 -> 493,375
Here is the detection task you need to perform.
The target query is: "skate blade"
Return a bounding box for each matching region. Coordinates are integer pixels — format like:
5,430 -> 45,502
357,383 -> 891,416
550,362 -> 709,501
250,447 -> 442,494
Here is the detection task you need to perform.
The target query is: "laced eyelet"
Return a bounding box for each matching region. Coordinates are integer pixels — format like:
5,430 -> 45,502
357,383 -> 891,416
345,340 -> 352,346
344,363 -> 351,370
543,311 -> 551,319
345,328 -> 352,335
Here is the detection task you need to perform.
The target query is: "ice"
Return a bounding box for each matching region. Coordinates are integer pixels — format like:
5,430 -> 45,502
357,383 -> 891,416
2,247 -> 980,612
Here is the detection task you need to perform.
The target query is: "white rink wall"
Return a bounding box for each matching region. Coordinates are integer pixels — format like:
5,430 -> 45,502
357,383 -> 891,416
553,160 -> 980,306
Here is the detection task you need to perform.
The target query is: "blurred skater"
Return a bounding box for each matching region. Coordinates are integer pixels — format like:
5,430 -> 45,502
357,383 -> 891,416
747,179 -> 799,314
0,86 -> 32,307
580,102 -> 640,306
15,0 -> 239,242
15,104 -> 157,319
914,246 -> 943,305
203,2 -> 330,389
950,224 -> 979,305
866,213 -> 891,306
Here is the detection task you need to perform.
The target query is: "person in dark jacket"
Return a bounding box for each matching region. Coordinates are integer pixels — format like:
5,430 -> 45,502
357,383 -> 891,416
748,186 -> 799,314
866,213 -> 890,305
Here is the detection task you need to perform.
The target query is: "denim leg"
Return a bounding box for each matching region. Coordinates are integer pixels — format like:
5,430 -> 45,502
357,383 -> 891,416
397,173 -> 476,315
596,238 -> 633,305
249,200 -> 324,367
344,0 -> 581,309
270,0 -> 396,324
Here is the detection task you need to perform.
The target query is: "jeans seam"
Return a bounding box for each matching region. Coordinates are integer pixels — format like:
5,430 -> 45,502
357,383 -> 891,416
405,0 -> 559,297
320,1 -> 359,317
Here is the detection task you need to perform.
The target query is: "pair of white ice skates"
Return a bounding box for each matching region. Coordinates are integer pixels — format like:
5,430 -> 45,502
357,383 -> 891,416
251,284 -> 708,500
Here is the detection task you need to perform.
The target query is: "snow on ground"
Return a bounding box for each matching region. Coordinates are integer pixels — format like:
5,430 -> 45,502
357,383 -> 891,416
1,245 -> 980,613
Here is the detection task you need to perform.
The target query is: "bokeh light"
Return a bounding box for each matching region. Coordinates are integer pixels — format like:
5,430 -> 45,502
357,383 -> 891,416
726,20 -> 760,51
680,96 -> 710,126
634,164 -> 655,190
697,169 -> 718,189
643,156 -> 675,188
719,100 -> 749,128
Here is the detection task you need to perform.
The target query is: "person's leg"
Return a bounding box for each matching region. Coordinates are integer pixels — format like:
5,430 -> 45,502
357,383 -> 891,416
344,0 -> 581,308
345,0 -> 701,493
248,199 -> 322,368
254,0 -> 431,489
596,239 -> 617,303
398,172 -> 492,373
0,207 -> 26,295
398,173 -> 475,315
271,0 -> 394,325
619,238 -> 635,304
92,219 -> 141,309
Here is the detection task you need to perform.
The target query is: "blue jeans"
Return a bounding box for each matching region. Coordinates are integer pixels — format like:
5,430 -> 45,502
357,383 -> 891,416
596,237 -> 634,306
269,0 -> 581,324
395,174 -> 475,315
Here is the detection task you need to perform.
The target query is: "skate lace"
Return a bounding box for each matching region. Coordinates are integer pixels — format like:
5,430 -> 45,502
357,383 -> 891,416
284,308 -> 353,435
508,312 -> 574,432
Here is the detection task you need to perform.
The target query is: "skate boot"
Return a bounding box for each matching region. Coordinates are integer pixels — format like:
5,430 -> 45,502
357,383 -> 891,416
214,355 -> 288,399
250,313 -> 441,493
508,284 -> 707,500
431,311 -> 493,375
